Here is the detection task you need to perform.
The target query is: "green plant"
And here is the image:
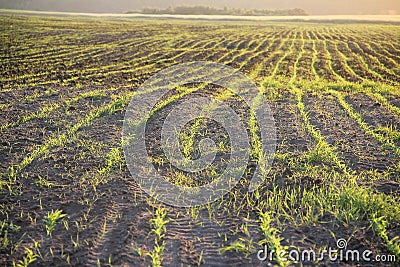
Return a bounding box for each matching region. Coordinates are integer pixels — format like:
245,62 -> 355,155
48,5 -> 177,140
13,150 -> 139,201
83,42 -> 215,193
219,237 -> 254,256
15,248 -> 38,267
0,220 -> 20,250
44,209 -> 67,236
371,216 -> 400,258
147,207 -> 170,267
259,211 -> 290,267
97,147 -> 123,175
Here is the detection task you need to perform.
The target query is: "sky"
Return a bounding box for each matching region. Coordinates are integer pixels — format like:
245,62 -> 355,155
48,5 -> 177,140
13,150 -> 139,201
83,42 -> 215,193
0,0 -> 399,15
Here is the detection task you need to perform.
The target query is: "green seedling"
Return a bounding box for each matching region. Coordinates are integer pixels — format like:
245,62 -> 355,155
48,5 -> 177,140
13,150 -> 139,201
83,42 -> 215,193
44,209 -> 67,236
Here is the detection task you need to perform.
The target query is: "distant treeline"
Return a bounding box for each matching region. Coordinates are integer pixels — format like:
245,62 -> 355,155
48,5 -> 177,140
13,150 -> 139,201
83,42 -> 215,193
127,6 -> 308,16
